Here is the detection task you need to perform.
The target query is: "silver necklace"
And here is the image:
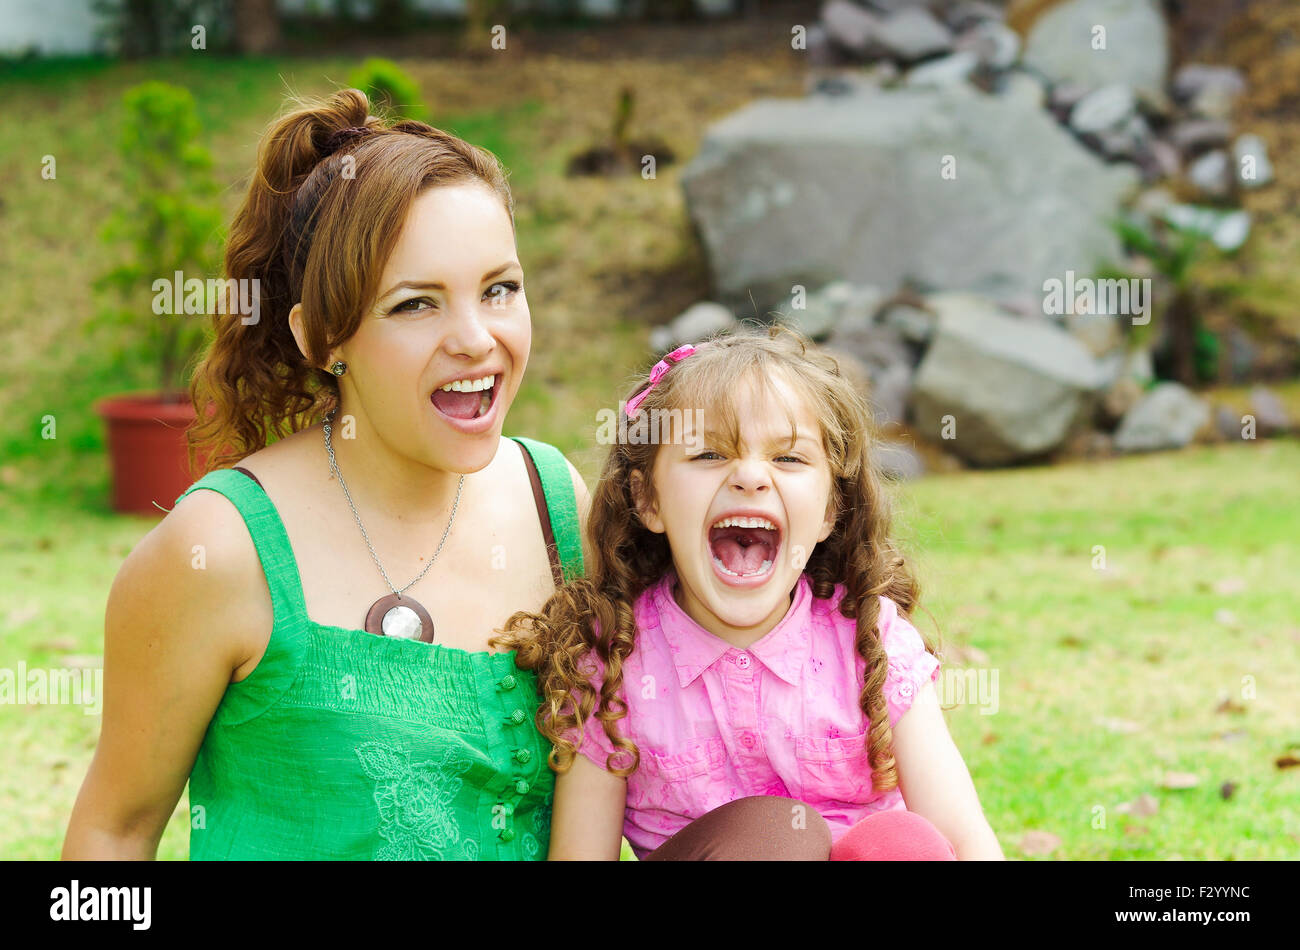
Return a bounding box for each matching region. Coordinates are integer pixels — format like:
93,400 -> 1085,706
324,407 -> 464,643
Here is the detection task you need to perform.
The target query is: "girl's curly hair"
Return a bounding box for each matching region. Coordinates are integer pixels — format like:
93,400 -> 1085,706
495,324 -> 939,795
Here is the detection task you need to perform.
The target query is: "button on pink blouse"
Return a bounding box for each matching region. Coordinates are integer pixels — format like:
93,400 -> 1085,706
570,571 -> 941,858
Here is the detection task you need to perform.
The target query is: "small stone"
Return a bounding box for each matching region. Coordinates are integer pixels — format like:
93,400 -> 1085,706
785,281 -> 883,341
1134,186 -> 1175,219
1049,81 -> 1090,113
946,1 -> 1004,32
664,301 -> 737,350
1146,139 -> 1181,180
1215,404 -> 1244,441
905,50 -> 979,88
879,303 -> 935,346
1000,70 -> 1046,108
1070,84 -> 1137,135
1172,64 -> 1245,117
1232,133 -> 1274,189
1169,118 -> 1233,154
1249,385 -> 1291,435
1114,382 -> 1210,453
821,0 -> 882,57
1210,210 -> 1251,253
954,20 -> 1020,71
1091,114 -> 1150,161
874,5 -> 954,62
648,325 -> 675,354
1160,203 -> 1228,246
1187,150 -> 1232,199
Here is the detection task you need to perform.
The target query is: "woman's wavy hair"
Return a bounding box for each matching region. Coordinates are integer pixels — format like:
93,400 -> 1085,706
185,87 -> 515,475
498,324 -> 939,795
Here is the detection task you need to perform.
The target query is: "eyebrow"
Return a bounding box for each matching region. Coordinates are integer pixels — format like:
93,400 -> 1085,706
378,261 -> 520,299
691,431 -> 821,451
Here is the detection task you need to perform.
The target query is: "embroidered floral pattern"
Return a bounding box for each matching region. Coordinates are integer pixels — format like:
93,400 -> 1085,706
356,740 -> 473,861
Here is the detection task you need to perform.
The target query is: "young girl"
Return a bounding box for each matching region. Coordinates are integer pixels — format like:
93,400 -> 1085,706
502,327 -> 1003,860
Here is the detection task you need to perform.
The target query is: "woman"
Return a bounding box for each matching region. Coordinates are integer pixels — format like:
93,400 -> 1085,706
62,88 -> 588,860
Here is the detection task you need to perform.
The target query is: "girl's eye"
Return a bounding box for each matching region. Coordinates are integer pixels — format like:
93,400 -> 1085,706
690,451 -> 723,461
776,455 -> 806,464
391,296 -> 434,314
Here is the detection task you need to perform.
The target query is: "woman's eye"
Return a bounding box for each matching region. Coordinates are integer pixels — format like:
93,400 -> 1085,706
486,281 -> 521,302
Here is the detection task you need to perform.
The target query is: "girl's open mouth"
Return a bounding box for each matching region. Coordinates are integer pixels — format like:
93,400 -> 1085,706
708,515 -> 780,582
430,373 -> 498,424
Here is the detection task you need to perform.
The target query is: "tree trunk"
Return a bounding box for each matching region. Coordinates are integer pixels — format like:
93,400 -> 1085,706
1167,289 -> 1200,386
232,0 -> 281,55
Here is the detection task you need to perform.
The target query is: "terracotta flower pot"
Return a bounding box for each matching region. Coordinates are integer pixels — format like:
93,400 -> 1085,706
95,393 -> 201,516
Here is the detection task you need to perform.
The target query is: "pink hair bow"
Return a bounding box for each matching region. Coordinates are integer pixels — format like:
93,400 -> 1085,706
624,344 -> 697,417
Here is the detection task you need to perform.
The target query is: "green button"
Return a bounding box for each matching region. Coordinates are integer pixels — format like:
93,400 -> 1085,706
499,674 -> 516,690
509,709 -> 526,725
513,748 -> 532,764
500,828 -> 515,842
515,779 -> 530,795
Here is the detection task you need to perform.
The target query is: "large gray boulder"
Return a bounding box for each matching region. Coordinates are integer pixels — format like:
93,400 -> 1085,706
680,86 -> 1138,316
1021,0 -> 1169,100
910,293 -> 1105,465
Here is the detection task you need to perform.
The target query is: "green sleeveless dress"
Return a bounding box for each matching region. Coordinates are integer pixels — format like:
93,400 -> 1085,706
173,437 -> 583,860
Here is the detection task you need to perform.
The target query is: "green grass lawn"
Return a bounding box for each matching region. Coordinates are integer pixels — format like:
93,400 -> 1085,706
3,439 -> 1297,859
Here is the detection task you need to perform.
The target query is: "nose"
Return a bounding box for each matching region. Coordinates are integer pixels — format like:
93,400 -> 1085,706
728,457 -> 771,495
442,302 -> 495,361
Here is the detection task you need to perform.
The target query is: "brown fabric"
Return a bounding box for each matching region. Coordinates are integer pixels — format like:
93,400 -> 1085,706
517,441 -> 564,588
644,796 -> 832,861
232,466 -> 264,491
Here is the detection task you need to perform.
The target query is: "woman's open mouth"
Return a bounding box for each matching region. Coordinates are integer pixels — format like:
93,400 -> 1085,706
430,373 -> 500,431
707,514 -> 781,585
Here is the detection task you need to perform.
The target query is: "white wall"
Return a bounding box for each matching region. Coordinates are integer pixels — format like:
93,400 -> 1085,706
0,0 -> 741,56
0,0 -> 109,56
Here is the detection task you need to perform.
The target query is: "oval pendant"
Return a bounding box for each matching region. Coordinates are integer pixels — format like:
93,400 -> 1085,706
364,593 -> 435,643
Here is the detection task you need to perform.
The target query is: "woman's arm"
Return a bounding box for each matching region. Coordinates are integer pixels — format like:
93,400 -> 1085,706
547,753 -> 628,860
892,681 -> 1005,860
62,492 -> 264,859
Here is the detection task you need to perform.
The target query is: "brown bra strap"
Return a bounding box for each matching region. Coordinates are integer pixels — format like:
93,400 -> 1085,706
232,466 -> 264,491
517,442 -> 564,588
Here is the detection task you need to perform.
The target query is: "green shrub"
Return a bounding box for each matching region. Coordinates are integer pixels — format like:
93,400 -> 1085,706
348,57 -> 429,121
97,80 -> 222,400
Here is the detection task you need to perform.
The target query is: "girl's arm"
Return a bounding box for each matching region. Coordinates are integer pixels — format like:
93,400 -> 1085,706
62,492 -> 261,859
892,681 -> 1005,860
547,753 -> 628,860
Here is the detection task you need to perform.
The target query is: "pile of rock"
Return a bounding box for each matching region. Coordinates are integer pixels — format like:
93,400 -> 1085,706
654,0 -> 1293,475
651,284 -> 1292,474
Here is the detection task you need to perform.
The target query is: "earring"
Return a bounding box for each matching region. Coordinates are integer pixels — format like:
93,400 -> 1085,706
329,361 -> 347,377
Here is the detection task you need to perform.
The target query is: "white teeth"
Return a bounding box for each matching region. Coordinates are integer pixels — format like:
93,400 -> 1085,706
440,374 -> 495,393
711,515 -> 777,531
712,556 -> 774,578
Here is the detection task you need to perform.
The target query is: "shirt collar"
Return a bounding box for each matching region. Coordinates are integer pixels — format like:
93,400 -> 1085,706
647,571 -> 816,688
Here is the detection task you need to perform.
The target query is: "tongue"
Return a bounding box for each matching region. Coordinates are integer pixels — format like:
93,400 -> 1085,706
431,388 -> 483,420
711,528 -> 773,574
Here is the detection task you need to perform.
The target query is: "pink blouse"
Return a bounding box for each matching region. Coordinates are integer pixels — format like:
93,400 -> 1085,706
570,571 -> 941,858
